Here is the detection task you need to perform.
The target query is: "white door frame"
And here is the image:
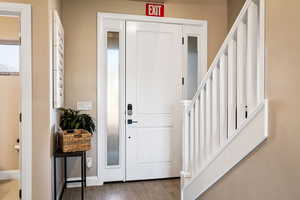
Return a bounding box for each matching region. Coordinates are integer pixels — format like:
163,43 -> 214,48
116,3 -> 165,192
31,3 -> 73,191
0,2 -> 32,200
97,12 -> 207,185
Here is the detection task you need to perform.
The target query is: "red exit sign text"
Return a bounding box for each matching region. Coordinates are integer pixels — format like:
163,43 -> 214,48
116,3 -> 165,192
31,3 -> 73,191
146,3 -> 164,17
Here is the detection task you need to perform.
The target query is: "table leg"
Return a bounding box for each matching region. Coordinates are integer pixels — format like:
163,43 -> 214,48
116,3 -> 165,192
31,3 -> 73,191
64,157 -> 67,187
81,154 -> 84,200
54,157 -> 57,200
84,152 -> 87,187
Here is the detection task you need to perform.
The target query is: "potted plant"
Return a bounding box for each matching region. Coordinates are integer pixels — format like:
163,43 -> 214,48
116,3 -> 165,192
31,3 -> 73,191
59,108 -> 96,134
58,108 -> 96,152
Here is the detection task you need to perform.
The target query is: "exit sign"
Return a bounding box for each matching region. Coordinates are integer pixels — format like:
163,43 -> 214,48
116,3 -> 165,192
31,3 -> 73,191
146,3 -> 164,17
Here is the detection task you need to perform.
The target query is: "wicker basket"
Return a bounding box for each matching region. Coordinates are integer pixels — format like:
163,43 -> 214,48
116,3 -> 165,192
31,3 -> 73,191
59,129 -> 92,152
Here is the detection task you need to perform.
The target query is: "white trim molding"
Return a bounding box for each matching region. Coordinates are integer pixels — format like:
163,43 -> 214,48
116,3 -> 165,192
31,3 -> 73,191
97,15 -> 126,184
66,176 -> 101,188
0,170 -> 20,180
98,12 -> 207,26
0,3 -> 32,200
53,10 -> 65,108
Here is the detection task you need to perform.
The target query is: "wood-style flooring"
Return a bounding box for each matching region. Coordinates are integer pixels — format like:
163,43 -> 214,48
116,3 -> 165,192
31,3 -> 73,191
63,178 -> 180,200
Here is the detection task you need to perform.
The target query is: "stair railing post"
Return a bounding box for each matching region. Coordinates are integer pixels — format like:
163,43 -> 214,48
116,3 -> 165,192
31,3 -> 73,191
181,100 -> 192,179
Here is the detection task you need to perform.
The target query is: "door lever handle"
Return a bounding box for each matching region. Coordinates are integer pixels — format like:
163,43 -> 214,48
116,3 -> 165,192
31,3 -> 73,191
127,119 -> 138,124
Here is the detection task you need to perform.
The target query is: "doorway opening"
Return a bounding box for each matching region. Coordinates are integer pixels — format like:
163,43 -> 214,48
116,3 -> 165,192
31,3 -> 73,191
0,3 -> 32,200
0,15 -> 21,200
97,13 -> 207,185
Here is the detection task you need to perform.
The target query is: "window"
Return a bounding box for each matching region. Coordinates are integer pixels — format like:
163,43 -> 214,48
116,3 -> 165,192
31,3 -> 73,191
187,36 -> 199,99
0,44 -> 20,75
106,31 -> 120,166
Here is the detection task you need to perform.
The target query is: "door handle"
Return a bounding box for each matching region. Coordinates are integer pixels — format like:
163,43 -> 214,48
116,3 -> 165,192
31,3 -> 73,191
14,144 -> 20,152
127,119 -> 138,124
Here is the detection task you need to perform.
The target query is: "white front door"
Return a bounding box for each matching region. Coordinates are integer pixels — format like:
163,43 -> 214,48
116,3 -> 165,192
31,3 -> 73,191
126,21 -> 183,180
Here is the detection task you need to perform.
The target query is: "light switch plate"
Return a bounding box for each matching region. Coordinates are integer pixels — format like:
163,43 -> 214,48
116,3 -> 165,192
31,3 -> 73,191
86,157 -> 92,168
77,101 -> 93,111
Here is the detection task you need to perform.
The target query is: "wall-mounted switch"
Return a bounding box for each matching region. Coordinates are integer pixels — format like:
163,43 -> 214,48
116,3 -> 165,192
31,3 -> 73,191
77,101 -> 93,111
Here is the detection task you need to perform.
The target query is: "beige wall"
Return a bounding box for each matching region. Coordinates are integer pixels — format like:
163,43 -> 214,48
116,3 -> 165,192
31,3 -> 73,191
62,0 -> 228,177
0,0 -> 52,199
0,16 -> 20,171
200,0 -> 300,199
227,0 -> 246,30
0,16 -> 19,39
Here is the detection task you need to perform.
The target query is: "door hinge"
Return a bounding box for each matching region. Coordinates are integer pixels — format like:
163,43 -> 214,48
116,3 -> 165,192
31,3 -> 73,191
182,77 -> 185,85
19,113 -> 22,123
182,37 -> 184,45
19,189 -> 22,199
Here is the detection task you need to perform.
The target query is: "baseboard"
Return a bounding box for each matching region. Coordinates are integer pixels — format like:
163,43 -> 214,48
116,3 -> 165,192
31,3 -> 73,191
66,176 -> 101,188
0,170 -> 20,180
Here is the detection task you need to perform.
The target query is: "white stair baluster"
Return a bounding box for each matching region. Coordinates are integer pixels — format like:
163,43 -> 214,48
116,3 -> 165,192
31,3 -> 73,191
189,106 -> 195,175
200,89 -> 206,164
228,39 -> 237,138
220,54 -> 228,145
194,98 -> 200,172
181,100 -> 192,178
257,0 -> 265,104
237,21 -> 247,126
205,79 -> 212,157
212,66 -> 220,153
246,1 -> 259,114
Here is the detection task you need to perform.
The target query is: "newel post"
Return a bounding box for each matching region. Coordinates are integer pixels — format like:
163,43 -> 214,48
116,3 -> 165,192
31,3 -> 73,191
181,100 -> 192,179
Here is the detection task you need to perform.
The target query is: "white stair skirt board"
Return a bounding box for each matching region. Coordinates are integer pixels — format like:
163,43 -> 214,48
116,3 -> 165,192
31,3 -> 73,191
0,170 -> 20,180
66,176 -> 100,188
182,100 -> 268,200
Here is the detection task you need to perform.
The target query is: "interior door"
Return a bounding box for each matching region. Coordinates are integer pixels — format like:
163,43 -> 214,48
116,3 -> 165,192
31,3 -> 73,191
126,21 -> 183,180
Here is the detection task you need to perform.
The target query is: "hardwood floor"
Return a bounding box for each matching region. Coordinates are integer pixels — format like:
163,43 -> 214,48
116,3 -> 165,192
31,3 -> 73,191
63,178 -> 180,200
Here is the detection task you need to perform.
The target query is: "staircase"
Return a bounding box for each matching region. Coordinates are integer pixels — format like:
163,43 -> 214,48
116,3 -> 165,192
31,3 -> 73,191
181,0 -> 267,199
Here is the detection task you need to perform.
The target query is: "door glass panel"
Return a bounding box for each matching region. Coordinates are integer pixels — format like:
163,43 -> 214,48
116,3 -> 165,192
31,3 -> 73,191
0,44 -> 20,75
106,32 -> 120,166
187,36 -> 198,99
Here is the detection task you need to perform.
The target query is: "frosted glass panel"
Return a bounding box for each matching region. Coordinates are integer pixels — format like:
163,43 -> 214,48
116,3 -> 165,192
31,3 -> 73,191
0,44 -> 20,75
187,36 -> 198,99
106,32 -> 120,166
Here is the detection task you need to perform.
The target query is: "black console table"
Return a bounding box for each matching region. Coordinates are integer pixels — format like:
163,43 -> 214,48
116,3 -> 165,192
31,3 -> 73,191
53,149 -> 86,200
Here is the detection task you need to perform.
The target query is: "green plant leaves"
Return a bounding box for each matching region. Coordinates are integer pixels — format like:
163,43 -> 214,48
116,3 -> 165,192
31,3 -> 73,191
59,108 -> 96,135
